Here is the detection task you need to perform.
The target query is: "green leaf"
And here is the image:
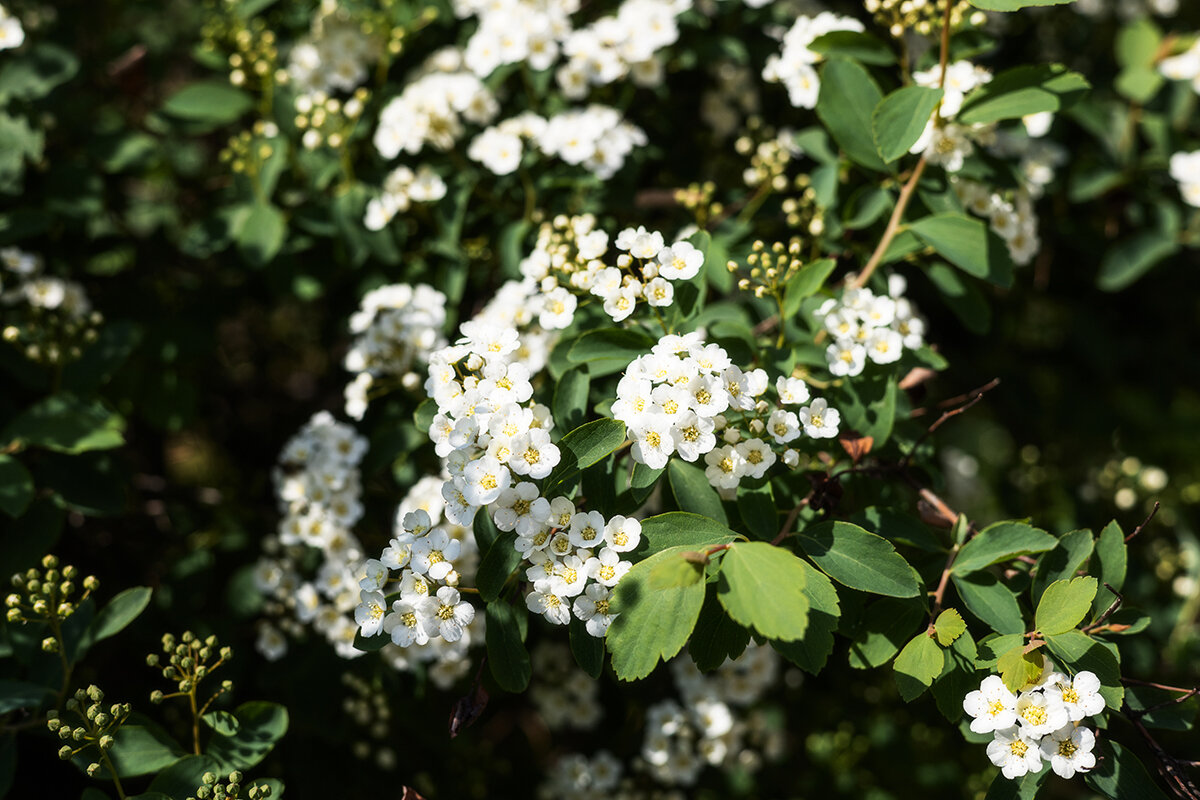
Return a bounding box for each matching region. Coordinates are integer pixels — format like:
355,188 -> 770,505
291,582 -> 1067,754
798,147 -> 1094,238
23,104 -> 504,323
717,542 -> 810,641
772,561 -> 840,674
952,571 -> 1026,635
958,64 -> 1089,124
926,262 -> 992,335
0,43 -> 80,103
476,531 -> 521,602
1116,18 -> 1162,69
1031,529 -> 1094,605
736,481 -> 776,540
352,629 -> 389,653
689,592 -> 751,671
569,616 -> 605,679
566,329 -> 655,376
0,455 -> 33,518
542,419 -> 626,495
77,586 -> 152,657
4,393 -> 125,454
847,597 -> 926,669
997,645 -> 1044,693
668,459 -> 728,525
816,58 -> 888,172
0,680 -> 53,714
553,368 -> 590,432
207,701 -> 288,771
486,601 -> 531,693
630,462 -> 664,507
1043,630 -> 1124,709
807,30 -> 896,66
873,86 -> 944,163
1092,521 -> 1127,616
909,214 -> 1014,288
80,722 -> 186,778
607,546 -> 707,681
161,81 -> 254,124
147,755 -> 221,798
933,633 -> 980,723
203,711 -> 241,737
235,202 -> 287,267
1035,577 -> 1098,636
797,521 -> 920,597
893,634 -> 944,701
0,112 -> 43,191
1085,741 -> 1170,800
934,609 -> 967,646
634,512 -> 738,561
1097,230 -> 1179,291
984,767 -> 1049,800
782,259 -> 837,319
952,521 -> 1057,575
1115,66 -> 1164,104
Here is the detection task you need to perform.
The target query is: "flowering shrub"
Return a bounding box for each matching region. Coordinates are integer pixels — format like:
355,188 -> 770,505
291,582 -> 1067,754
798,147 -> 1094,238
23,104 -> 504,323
1,0 -> 1199,798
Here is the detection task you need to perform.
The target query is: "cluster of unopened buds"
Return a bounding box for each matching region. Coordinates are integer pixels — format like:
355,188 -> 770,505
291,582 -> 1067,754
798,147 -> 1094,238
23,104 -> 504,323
47,686 -> 130,777
963,668 -> 1106,780
6,555 -> 98,652
189,770 -> 273,800
147,631 -> 234,708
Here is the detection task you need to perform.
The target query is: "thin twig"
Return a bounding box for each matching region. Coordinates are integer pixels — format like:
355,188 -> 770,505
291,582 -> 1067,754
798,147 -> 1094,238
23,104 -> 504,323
901,378 -> 1000,469
772,499 -> 809,546
1126,501 -> 1160,543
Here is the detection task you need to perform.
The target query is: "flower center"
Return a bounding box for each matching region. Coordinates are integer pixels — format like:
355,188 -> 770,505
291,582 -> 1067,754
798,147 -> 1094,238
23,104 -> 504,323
1057,739 -> 1077,758
524,447 -> 541,464
1022,706 -> 1047,726
1010,740 -> 1028,757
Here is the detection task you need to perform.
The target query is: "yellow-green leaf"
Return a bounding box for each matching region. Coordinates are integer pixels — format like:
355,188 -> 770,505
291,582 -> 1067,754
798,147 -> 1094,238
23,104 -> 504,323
935,609 -> 967,647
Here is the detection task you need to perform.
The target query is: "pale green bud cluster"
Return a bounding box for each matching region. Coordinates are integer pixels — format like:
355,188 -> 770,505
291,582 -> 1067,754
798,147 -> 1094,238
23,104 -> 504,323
6,555 -> 97,627
148,630 -> 233,708
189,769 -> 272,800
47,685 -> 131,775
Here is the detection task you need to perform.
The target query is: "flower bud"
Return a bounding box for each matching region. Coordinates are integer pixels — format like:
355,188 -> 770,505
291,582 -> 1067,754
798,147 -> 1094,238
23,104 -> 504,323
86,762 -> 101,777
150,690 -> 164,704
42,636 -> 59,653
58,745 -> 73,760
99,735 -> 114,750
83,576 -> 99,592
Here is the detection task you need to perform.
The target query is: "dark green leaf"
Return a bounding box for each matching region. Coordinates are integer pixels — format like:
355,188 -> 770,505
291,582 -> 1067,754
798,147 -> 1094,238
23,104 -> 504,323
486,601 -> 531,693
161,81 -> 254,124
782,259 -> 837,318
569,616 -> 605,679
958,64 -> 1090,124
1085,740 -> 1169,800
953,571 -> 1025,634
0,455 -> 33,518
633,512 -> 738,561
476,531 -> 521,602
1031,529 -> 1094,606
207,701 -> 288,771
816,58 -> 888,172
909,214 -> 1014,288
952,520 -> 1057,575
668,460 -> 727,525
968,0 -> 1077,9
808,31 -> 896,66
553,368 -> 590,432
689,591 -> 751,672
1092,520 -> 1127,616
772,560 -> 840,674
78,722 -> 185,778
147,755 -> 221,798
630,462 -> 664,507
736,481 -> 776,540
873,85 -> 944,162
4,393 -> 125,454
983,767 -> 1049,800
203,710 -> 240,737
797,520 -> 920,597
77,586 -> 152,657
566,329 -> 655,376
0,680 -> 53,714
0,44 -> 79,103
542,419 -> 626,495
848,597 -> 926,669
235,202 -> 287,267
1097,231 -> 1179,291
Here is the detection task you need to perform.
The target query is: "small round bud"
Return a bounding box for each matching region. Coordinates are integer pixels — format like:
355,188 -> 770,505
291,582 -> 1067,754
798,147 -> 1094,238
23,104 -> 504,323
202,772 -> 217,785
86,762 -> 101,777
147,654 -> 160,667
41,554 -> 58,569
229,771 -> 243,784
99,734 -> 114,750
88,686 -> 103,702
58,745 -> 73,760
42,636 -> 59,653
150,690 -> 165,704
83,576 -> 99,592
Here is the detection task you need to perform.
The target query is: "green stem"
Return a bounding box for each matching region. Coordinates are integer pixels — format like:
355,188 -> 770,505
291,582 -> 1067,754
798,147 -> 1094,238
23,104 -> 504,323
100,750 -> 127,800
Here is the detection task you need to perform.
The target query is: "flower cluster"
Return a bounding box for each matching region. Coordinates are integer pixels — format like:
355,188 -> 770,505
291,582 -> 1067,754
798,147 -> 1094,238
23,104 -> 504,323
1169,150 -> 1200,208
256,412 -> 368,660
964,670 -> 1105,780
6,555 -> 99,654
286,12 -> 381,98
556,0 -> 681,98
342,282 -> 448,419
953,180 -> 1042,265
763,12 -> 864,109
458,0 -> 578,77
529,643 -> 603,730
469,105 -> 648,180
1,248 -> 101,367
47,686 -> 131,778
373,51 -> 498,158
815,275 -> 926,378
910,60 -> 995,173
1159,37 -> 1200,93
0,4 -> 22,50
363,164 -> 447,231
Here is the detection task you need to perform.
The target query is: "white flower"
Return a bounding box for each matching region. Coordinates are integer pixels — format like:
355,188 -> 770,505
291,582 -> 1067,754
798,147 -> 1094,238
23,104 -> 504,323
671,411 -> 716,462
704,444 -> 744,490
799,398 -> 840,438
493,482 -> 549,535
986,726 -> 1044,780
736,438 -> 776,480
616,226 -> 665,259
586,547 -> 631,588
468,127 -> 524,175
358,559 -> 389,592
963,675 -> 1019,734
508,428 -> 560,479
1014,690 -> 1069,739
656,242 -> 704,280
527,579 -> 571,625
410,528 -> 462,581
865,328 -> 903,365
775,376 -> 810,405
767,409 -> 802,445
355,590 -> 389,637
459,456 -> 510,507
1045,671 -> 1106,721
1040,725 -> 1096,779
384,599 -> 431,647
826,340 -> 867,377
604,515 -> 641,552
643,276 -> 675,306
573,583 -> 614,637
419,586 -> 475,642
568,510 -> 607,549
631,418 -> 675,469
538,286 -> 577,329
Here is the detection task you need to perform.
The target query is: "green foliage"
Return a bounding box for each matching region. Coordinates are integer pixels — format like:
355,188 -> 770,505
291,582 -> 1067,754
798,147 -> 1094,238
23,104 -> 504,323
4,394 -> 125,454
161,82 -> 254,125
717,542 -> 809,641
893,634 -> 944,701
541,418 -> 626,495
873,86 -> 944,163
908,214 -> 1014,288
206,702 -> 289,771
0,455 -> 33,517
485,601 -> 531,692
816,58 -> 887,172
796,521 -> 920,597
668,459 -> 727,524
952,521 -> 1057,575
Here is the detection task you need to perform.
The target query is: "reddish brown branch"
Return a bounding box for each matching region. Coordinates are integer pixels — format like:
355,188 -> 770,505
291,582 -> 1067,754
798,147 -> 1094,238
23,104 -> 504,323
1126,501 -> 1160,543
